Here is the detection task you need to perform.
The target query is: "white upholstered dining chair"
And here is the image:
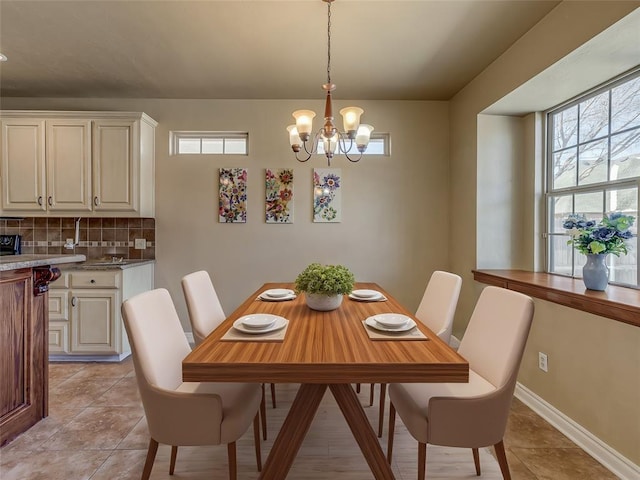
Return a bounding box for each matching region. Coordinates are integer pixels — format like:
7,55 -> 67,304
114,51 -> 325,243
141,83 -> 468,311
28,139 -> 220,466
181,270 -> 277,440
374,270 -> 462,437
122,288 -> 263,480
386,286 -> 534,480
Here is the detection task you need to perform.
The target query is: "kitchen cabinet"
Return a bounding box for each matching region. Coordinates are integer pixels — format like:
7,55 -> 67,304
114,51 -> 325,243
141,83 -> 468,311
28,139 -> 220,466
48,262 -> 154,361
0,111 -> 157,217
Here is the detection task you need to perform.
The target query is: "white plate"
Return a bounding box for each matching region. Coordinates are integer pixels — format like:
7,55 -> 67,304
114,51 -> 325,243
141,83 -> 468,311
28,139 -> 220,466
351,289 -> 380,299
372,313 -> 412,328
262,288 -> 295,298
240,314 -> 277,329
233,315 -> 288,334
365,316 -> 416,333
259,293 -> 296,302
349,292 -> 384,301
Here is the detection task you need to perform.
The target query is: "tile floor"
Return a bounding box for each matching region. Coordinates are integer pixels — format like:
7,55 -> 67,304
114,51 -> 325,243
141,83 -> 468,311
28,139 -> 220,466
0,359 -> 618,479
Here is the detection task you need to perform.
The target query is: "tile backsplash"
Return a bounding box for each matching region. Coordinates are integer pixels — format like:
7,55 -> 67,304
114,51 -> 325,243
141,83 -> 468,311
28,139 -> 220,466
0,217 -> 155,260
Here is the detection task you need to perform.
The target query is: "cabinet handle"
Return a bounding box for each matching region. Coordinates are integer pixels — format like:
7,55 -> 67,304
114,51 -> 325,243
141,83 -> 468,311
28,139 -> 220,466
94,196 -> 100,206
48,196 -> 53,206
38,196 -> 43,206
71,296 -> 77,307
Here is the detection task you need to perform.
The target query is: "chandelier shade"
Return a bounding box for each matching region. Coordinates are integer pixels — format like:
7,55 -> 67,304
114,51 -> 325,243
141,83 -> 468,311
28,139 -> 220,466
287,0 -> 373,166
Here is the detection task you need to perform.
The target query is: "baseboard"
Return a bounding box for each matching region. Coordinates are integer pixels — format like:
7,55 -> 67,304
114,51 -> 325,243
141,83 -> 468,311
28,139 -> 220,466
49,352 -> 130,362
515,383 -> 639,480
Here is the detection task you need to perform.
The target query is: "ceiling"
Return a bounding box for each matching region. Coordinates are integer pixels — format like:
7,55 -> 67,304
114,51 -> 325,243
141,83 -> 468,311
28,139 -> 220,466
0,0 -> 562,101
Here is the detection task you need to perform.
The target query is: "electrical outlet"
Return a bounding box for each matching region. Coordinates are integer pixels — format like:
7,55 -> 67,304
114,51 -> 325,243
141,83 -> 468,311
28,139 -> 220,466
538,352 -> 548,372
134,238 -> 146,250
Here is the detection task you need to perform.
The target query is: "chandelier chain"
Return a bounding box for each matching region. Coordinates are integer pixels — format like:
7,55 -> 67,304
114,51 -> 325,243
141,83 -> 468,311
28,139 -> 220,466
326,1 -> 331,85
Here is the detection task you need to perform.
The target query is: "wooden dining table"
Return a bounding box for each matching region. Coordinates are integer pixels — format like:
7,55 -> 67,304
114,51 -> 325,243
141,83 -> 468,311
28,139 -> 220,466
182,282 -> 469,480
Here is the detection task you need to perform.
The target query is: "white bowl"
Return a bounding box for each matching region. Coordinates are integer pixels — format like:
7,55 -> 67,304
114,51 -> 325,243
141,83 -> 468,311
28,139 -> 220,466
241,314 -> 277,329
374,314 -> 410,328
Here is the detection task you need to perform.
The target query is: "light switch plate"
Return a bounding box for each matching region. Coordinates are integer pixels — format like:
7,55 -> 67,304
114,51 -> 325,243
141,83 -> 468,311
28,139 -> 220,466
134,238 -> 146,250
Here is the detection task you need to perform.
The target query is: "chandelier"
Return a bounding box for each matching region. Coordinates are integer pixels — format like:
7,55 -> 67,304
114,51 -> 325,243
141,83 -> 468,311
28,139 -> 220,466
286,0 -> 373,166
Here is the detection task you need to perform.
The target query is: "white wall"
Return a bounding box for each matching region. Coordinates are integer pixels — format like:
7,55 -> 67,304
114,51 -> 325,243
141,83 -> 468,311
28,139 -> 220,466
2,97 -> 450,330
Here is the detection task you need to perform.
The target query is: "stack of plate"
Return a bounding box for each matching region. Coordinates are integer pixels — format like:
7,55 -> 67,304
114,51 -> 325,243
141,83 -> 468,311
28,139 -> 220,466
233,314 -> 287,334
349,289 -> 385,301
258,288 -> 296,301
364,313 -> 416,332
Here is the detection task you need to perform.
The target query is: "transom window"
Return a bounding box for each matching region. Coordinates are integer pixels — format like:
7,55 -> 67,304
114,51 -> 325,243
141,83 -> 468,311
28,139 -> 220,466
316,133 -> 390,155
546,70 -> 639,287
170,132 -> 248,155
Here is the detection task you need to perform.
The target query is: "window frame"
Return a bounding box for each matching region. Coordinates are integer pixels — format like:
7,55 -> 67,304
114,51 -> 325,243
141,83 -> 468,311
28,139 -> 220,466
170,131 -> 249,156
544,69 -> 640,288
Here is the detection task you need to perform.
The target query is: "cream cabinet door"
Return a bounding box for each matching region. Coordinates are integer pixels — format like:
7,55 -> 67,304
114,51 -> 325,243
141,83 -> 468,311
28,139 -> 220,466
1,119 -> 46,211
46,120 -> 92,212
92,120 -> 138,212
70,290 -> 119,353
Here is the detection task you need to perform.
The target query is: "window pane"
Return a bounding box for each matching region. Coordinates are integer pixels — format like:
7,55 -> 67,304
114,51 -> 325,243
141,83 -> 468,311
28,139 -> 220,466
553,105 -> 578,151
548,234 -> 573,276
610,128 -> 640,181
575,191 -> 603,219
612,76 -> 640,133
578,139 -> 608,185
202,138 -> 224,154
364,138 -> 386,155
606,187 -> 638,221
579,91 -> 609,143
549,195 -> 573,233
178,138 -> 201,154
609,237 -> 637,285
224,138 -> 247,154
552,148 -> 577,189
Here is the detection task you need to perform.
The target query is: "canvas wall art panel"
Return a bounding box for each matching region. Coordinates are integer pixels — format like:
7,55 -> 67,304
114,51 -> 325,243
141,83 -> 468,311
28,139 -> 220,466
265,168 -> 294,223
218,168 -> 247,223
313,168 -> 342,222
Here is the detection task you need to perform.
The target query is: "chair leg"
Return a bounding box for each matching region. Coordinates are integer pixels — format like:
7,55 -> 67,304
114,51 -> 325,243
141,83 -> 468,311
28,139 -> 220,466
418,442 -> 426,480
260,384 -> 267,441
253,412 -> 262,472
227,442 -> 237,480
270,383 -> 277,408
141,438 -> 159,480
386,401 -> 396,464
472,447 -> 481,476
356,383 -> 361,393
369,383 -> 375,406
494,440 -> 512,480
377,382 -> 387,438
169,445 -> 178,475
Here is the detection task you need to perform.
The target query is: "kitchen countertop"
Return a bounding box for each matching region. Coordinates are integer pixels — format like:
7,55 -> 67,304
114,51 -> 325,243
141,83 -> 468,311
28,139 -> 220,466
0,254 -> 86,272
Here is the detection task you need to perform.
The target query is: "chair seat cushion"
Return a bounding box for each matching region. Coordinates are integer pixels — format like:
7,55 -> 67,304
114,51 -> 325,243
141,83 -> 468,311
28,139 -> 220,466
388,369 -> 496,443
176,382 -> 262,443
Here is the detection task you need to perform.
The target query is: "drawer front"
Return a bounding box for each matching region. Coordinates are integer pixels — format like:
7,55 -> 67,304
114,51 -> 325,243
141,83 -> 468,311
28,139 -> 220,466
70,271 -> 120,288
49,322 -> 70,353
48,290 -> 69,322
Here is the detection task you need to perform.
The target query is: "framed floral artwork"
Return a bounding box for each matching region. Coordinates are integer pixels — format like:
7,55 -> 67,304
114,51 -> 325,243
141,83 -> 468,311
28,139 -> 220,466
265,168 -> 294,223
218,168 -> 247,223
313,168 -> 342,222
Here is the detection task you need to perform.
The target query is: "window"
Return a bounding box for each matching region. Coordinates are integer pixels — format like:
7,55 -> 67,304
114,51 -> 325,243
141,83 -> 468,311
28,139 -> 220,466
546,71 -> 639,287
316,133 -> 390,156
170,132 -> 248,155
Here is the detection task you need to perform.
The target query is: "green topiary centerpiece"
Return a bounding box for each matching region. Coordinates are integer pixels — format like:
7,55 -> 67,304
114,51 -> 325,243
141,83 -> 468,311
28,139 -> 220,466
294,263 -> 355,311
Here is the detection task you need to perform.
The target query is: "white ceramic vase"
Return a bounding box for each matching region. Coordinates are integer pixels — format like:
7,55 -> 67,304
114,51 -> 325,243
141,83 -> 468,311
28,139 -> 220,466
305,293 -> 343,311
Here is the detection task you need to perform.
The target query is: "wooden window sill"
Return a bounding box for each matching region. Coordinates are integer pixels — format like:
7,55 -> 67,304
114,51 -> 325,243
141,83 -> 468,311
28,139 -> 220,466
472,270 -> 640,328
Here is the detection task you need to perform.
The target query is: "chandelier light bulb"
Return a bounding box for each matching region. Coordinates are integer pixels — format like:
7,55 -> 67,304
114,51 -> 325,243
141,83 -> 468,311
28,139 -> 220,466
292,110 -> 316,141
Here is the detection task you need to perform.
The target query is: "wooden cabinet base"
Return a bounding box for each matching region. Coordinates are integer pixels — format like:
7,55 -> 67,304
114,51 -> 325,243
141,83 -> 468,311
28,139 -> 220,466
0,269 -> 48,447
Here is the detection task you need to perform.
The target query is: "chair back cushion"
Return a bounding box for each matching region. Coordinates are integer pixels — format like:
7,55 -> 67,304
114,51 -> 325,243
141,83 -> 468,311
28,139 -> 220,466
415,271 -> 462,343
122,288 -> 191,391
181,270 -> 226,345
458,286 -> 534,388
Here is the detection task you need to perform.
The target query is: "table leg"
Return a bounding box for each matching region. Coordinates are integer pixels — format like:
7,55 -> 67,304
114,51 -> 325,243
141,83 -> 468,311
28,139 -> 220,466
258,383 -> 327,480
330,383 -> 396,480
